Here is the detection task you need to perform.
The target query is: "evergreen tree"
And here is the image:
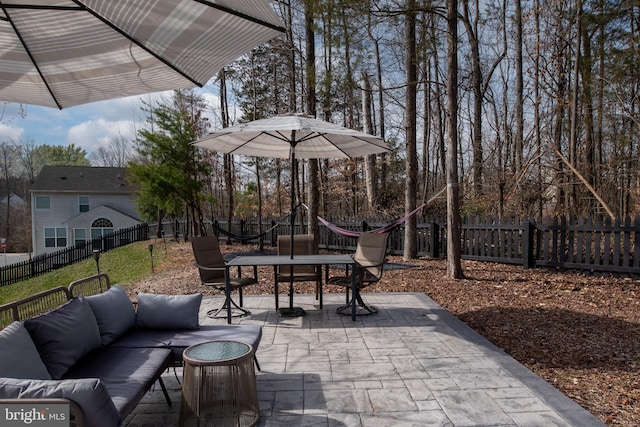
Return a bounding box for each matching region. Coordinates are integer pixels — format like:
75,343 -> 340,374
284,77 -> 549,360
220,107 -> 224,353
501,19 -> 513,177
128,90 -> 212,238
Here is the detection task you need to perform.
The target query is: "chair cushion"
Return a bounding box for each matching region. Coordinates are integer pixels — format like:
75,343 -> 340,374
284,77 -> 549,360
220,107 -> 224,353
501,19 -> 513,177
24,296 -> 101,379
0,321 -> 51,380
86,285 -> 136,345
0,377 -> 120,427
64,346 -> 172,419
136,293 -> 202,330
110,324 -> 262,363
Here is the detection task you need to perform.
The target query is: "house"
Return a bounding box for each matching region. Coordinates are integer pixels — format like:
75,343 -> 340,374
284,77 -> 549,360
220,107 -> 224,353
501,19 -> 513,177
31,166 -> 141,255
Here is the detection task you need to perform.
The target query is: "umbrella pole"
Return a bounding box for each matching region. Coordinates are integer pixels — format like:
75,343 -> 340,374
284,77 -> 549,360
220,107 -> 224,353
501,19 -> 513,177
280,137 -> 306,317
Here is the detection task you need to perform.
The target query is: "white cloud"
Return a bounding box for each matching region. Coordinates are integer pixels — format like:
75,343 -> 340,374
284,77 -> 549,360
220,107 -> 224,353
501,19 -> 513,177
67,119 -> 138,155
0,122 -> 23,143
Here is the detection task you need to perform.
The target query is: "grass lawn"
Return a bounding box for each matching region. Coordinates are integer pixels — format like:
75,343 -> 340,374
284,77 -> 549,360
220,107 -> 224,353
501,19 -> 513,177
0,241 -> 166,305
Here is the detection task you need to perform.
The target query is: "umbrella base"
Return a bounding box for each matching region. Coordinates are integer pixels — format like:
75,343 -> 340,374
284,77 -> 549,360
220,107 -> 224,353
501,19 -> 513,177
278,307 -> 306,317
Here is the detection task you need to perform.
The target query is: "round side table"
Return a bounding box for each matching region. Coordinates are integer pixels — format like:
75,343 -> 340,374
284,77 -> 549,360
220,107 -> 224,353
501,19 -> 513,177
179,340 -> 259,427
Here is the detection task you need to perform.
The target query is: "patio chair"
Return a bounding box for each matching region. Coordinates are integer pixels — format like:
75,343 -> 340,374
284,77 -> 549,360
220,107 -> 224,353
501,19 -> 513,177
326,232 -> 390,315
275,234 -> 323,309
191,235 -> 258,318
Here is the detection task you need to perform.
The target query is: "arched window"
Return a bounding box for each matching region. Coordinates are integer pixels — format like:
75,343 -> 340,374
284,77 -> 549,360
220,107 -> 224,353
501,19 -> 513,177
91,218 -> 114,239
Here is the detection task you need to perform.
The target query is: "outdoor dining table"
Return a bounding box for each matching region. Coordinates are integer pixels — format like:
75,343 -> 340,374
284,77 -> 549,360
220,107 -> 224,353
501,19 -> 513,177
224,254 -> 357,323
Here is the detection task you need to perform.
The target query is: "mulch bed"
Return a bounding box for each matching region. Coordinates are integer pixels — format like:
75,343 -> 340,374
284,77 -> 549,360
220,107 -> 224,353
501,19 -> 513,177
127,240 -> 640,426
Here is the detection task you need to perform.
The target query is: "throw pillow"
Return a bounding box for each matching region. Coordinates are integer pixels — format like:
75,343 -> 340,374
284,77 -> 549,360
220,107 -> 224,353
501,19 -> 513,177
86,285 -> 136,345
0,377 -> 120,427
24,296 -> 101,379
0,321 -> 51,380
136,293 -> 202,330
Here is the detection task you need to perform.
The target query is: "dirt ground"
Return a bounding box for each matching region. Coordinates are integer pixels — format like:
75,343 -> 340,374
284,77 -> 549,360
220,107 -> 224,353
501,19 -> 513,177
128,240 -> 640,426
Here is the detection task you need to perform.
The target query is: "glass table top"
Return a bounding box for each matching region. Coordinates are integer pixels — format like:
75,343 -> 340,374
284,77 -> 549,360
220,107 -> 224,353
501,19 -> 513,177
184,340 -> 251,362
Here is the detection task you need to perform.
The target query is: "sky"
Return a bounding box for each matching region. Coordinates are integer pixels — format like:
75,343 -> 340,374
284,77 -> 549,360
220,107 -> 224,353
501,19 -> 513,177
0,89 -> 224,160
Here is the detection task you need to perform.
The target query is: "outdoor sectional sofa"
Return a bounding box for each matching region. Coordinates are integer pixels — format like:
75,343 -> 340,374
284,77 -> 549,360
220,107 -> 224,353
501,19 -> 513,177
0,273 -> 262,427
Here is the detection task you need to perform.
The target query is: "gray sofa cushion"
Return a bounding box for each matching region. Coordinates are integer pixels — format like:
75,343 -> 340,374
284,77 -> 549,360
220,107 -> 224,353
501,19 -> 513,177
86,285 -> 136,345
24,296 -> 101,379
0,321 -> 51,380
136,293 -> 202,330
64,346 -> 172,419
110,324 -> 262,363
0,377 -> 120,427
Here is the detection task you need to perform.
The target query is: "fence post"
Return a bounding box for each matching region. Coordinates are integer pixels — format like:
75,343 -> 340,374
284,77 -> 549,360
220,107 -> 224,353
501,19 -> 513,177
362,221 -> 368,232
522,219 -> 535,269
430,221 -> 439,258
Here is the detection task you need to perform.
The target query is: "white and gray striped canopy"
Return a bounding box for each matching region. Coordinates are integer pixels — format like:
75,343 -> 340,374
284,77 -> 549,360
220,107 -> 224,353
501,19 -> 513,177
0,1 -> 284,109
194,113 -> 390,160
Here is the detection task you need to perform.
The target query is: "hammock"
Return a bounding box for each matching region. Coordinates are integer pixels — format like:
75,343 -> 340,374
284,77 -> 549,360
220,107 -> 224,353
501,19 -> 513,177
213,204 -> 302,242
213,220 -> 279,242
318,203 -> 425,237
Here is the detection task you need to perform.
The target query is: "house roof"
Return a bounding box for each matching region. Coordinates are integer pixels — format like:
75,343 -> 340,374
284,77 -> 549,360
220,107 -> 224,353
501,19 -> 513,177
31,166 -> 134,194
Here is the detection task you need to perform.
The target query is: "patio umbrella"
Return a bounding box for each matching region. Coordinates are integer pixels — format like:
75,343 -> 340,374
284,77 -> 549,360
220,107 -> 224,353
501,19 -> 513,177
193,113 -> 391,315
0,1 -> 284,109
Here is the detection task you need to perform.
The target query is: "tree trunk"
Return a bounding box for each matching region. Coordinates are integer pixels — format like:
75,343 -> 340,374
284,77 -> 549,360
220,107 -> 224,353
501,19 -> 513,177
362,72 -> 377,212
462,0 -> 483,196
220,70 -> 234,245
581,18 -> 596,215
305,0 -> 319,237
515,0 -> 524,212
534,0 -> 543,217
286,0 -> 297,112
447,0 -> 464,278
373,28 -> 388,206
568,0 -> 582,216
403,0 -> 418,260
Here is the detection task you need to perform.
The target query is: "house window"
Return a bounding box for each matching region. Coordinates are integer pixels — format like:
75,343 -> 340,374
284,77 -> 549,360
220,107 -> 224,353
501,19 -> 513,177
74,228 -> 86,247
91,218 -> 114,239
45,227 -> 67,248
79,196 -> 89,213
35,196 -> 50,209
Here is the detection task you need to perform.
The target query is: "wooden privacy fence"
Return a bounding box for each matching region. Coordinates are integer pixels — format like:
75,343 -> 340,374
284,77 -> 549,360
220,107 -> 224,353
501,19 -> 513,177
208,215 -> 640,276
0,224 -> 149,287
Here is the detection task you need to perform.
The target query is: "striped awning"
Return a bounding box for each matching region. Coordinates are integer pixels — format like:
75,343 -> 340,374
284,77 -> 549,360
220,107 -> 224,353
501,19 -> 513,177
0,1 -> 284,109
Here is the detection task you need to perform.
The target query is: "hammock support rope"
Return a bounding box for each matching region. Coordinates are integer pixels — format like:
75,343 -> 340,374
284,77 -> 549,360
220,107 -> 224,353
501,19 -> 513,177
213,203 -> 303,242
318,203 -> 425,237
214,220 -> 280,242
318,186 -> 446,238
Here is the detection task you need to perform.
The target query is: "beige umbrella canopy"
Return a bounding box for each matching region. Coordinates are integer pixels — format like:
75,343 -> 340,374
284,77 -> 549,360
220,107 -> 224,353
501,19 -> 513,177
194,112 -> 390,247
194,113 -> 390,316
0,0 -> 284,109
194,113 -> 389,159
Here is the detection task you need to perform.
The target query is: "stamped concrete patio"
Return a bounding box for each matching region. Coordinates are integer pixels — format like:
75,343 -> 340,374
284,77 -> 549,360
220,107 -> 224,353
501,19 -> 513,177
124,292 -> 604,427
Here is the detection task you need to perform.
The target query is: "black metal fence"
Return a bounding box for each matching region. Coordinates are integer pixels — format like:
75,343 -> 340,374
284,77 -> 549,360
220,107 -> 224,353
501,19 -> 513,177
0,224 -> 149,287
5,215 -> 638,286
204,215 -> 640,276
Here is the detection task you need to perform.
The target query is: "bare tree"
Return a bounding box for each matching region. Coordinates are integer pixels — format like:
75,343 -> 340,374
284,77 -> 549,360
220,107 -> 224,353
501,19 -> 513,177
17,137 -> 42,184
90,134 -> 133,167
0,141 -> 19,241
461,0 -> 507,197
